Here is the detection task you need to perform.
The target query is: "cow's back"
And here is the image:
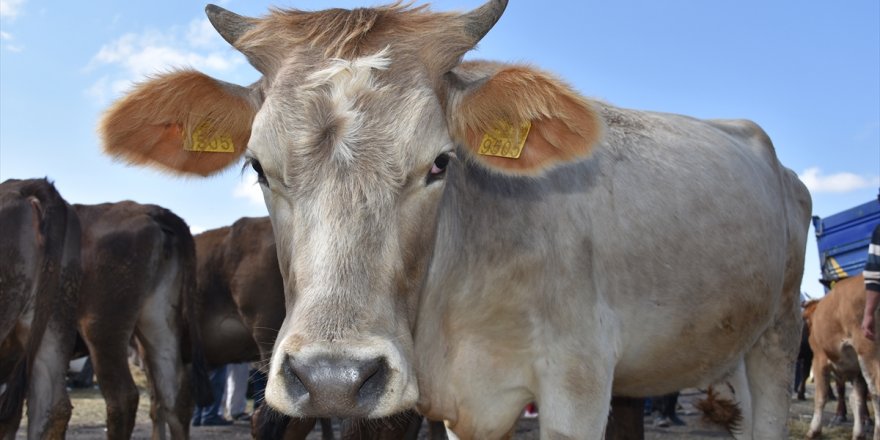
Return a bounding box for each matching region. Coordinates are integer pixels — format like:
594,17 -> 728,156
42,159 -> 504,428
590,108 -> 811,392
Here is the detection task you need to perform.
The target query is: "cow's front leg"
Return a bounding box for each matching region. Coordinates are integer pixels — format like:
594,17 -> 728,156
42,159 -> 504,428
537,357 -> 614,440
445,395 -> 526,440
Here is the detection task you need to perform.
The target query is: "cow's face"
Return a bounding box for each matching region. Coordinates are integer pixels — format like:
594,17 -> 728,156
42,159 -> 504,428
99,0 -> 602,418
250,50 -> 452,417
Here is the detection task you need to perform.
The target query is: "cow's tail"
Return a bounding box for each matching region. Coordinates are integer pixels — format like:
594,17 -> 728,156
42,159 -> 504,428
695,386 -> 743,434
149,207 -> 213,407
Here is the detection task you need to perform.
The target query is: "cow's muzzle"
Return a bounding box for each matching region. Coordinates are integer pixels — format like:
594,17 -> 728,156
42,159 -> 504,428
283,354 -> 388,416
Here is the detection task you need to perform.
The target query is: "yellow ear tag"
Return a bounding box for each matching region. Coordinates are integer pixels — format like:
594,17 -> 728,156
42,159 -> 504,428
185,123 -> 235,153
477,120 -> 531,159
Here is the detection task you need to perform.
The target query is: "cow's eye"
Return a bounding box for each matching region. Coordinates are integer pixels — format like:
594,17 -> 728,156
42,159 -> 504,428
249,158 -> 268,186
427,153 -> 450,184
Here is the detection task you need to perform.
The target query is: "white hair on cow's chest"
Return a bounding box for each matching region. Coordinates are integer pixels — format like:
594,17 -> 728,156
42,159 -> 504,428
305,48 -> 391,163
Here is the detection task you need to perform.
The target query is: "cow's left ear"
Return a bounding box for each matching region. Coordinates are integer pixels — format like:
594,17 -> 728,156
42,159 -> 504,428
445,61 -> 603,176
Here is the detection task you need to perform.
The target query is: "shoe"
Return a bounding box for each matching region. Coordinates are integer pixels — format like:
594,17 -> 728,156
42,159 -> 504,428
653,415 -> 671,428
201,417 -> 233,426
668,414 -> 686,426
232,413 -> 252,422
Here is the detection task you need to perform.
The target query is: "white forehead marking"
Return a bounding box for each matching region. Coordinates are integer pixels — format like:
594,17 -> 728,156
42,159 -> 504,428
307,47 -> 391,84
306,48 -> 392,164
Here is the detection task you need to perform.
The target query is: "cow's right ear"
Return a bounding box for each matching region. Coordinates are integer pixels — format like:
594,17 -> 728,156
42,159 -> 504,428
99,70 -> 259,177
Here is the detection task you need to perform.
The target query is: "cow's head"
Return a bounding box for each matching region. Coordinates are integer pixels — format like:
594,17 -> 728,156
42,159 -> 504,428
100,1 -> 602,418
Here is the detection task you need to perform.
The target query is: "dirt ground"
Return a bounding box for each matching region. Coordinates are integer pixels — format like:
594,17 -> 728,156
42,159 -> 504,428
15,383 -> 866,439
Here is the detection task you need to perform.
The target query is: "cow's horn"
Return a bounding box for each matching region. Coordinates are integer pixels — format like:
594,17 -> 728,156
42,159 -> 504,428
461,0 -> 508,43
205,4 -> 255,47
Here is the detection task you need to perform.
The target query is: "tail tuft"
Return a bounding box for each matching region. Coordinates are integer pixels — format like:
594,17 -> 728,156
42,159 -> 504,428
695,386 -> 743,434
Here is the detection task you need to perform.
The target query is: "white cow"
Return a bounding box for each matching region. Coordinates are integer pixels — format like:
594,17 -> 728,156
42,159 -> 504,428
98,1 -> 812,438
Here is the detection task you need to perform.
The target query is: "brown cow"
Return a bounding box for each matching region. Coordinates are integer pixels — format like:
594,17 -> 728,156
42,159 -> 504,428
801,299 -> 855,424
0,178 -> 81,439
73,201 -> 210,440
196,217 -> 284,369
805,275 -> 880,440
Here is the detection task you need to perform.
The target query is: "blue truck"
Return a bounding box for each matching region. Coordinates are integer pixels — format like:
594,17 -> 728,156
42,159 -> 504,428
812,196 -> 880,290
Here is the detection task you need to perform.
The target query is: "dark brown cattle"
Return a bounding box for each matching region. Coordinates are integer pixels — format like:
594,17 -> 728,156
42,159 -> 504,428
0,178 -> 81,439
805,275 -> 880,440
73,201 -> 210,440
196,217 -> 284,368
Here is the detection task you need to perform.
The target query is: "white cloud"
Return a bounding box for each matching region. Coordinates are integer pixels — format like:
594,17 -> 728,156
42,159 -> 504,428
0,0 -> 26,20
233,176 -> 265,206
799,167 -> 880,194
190,225 -> 207,235
186,18 -> 220,49
1,29 -> 21,52
85,18 -> 246,105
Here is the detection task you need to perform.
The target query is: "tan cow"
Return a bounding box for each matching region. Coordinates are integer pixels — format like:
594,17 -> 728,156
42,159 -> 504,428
99,2 -> 812,439
805,275 -> 880,440
74,201 -> 210,440
0,178 -> 81,440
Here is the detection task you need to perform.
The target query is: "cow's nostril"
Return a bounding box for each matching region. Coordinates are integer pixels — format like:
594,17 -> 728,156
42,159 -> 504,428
283,355 -> 308,399
286,355 -> 388,416
357,357 -> 387,403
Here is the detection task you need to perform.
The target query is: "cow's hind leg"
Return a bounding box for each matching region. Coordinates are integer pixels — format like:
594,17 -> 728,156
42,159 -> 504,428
744,309 -> 800,439
806,356 -> 830,439
857,356 -> 880,440
849,375 -> 869,440
135,278 -> 188,440
82,324 -> 139,440
26,320 -> 74,440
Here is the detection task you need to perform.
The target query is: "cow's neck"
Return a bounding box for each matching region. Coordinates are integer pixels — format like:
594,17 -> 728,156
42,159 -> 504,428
412,156 -> 596,419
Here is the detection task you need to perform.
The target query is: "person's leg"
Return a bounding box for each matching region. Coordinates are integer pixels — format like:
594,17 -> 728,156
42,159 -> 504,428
651,396 -> 670,428
662,392 -> 685,426
200,365 -> 231,425
225,362 -> 250,419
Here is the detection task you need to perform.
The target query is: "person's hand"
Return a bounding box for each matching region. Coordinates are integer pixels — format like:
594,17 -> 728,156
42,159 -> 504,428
862,314 -> 876,341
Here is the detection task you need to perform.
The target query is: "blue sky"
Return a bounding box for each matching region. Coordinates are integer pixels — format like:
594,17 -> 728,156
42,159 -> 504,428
1,0 -> 878,299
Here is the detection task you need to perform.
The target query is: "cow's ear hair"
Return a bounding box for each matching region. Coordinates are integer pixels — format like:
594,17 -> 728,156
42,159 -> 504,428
99,70 -> 259,177
445,62 -> 603,176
